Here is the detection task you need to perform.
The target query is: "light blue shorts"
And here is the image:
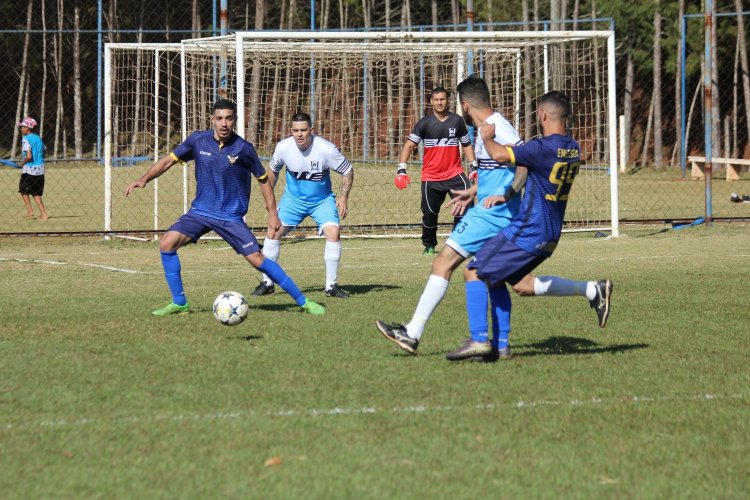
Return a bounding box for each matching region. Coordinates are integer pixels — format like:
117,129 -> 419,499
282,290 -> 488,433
277,194 -> 339,234
445,206 -> 513,258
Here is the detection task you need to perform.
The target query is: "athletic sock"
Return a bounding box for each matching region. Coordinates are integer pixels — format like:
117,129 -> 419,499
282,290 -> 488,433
324,240 -> 342,290
465,280 -> 489,343
260,238 -> 281,285
406,274 -> 449,340
534,275 -> 588,297
258,258 -> 306,306
160,250 -> 187,306
489,285 -> 512,350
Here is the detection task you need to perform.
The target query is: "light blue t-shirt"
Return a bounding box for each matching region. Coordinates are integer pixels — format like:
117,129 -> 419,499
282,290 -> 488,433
21,133 -> 45,175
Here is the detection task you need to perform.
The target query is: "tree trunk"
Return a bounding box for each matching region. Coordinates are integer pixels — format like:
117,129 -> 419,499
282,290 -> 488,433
40,0 -> 48,139
248,0 -> 265,140
73,3 -> 82,157
684,74 -> 702,157
192,0 -> 200,38
53,0 -> 65,158
431,0 -> 437,28
623,53 -> 634,166
711,5 -> 720,153
673,0 -> 685,166
639,94 -> 655,167
12,0 -> 33,160
736,0 -> 750,156
653,1 -> 663,168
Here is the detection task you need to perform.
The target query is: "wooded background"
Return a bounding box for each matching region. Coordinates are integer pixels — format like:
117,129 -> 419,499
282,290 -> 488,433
1,0 -> 749,169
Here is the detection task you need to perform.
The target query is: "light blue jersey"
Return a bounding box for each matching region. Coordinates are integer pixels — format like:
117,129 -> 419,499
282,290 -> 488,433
271,135 -> 352,205
21,133 -> 45,175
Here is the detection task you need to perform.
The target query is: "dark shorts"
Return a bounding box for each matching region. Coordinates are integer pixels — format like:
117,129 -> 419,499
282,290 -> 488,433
467,232 -> 547,286
19,173 -> 45,196
168,211 -> 260,256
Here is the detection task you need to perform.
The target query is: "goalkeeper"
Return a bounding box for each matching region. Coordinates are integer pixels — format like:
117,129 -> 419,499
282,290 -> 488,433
395,86 -> 477,255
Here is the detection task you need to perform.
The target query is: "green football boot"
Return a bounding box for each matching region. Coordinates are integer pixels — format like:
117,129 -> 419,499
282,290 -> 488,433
152,302 -> 190,316
300,299 -> 326,315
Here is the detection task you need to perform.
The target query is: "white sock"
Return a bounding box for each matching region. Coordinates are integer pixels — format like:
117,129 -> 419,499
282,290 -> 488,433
534,275 -> 591,297
261,238 -> 281,285
324,240 -> 342,290
406,274 -> 449,340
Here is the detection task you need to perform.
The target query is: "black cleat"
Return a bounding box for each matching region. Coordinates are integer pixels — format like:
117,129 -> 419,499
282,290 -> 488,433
480,346 -> 512,363
589,279 -> 613,328
325,283 -> 350,298
251,281 -> 275,296
445,338 -> 493,361
375,320 -> 419,354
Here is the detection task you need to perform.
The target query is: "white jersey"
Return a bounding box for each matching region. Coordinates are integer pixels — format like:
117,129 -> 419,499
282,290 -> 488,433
270,135 -> 352,204
473,112 -> 522,214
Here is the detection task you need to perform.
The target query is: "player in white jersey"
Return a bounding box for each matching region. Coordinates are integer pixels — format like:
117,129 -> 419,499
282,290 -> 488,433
252,112 -> 355,298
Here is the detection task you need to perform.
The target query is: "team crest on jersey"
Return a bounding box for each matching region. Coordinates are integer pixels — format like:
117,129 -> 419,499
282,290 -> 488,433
310,160 -> 320,171
448,128 -> 456,137
227,154 -> 238,164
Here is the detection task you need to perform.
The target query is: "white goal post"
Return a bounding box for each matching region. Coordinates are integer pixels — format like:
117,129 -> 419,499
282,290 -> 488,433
105,30 -> 618,237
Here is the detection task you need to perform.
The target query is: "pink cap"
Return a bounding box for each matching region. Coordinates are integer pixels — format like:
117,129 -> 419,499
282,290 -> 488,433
18,117 -> 37,129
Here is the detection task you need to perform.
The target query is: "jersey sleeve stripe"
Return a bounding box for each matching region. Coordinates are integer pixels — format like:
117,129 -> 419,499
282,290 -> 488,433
169,152 -> 183,163
407,133 -> 421,144
506,146 -> 516,165
333,159 -> 353,175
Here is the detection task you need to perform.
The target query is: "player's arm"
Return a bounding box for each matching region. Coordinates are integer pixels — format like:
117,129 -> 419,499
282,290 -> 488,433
256,174 -> 282,234
478,123 -> 512,164
124,154 -> 178,196
482,167 -> 528,208
463,143 -> 478,181
394,140 -> 418,189
446,183 -> 478,217
337,169 -> 353,220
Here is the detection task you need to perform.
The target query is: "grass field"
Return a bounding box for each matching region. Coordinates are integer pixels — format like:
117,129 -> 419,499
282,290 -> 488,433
1,223 -> 749,497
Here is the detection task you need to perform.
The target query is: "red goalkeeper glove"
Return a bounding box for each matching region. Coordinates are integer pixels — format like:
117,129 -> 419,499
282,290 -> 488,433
394,163 -> 411,189
468,160 -> 478,182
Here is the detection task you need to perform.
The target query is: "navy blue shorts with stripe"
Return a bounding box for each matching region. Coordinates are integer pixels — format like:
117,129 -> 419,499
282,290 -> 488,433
168,211 -> 260,256
467,232 -> 547,286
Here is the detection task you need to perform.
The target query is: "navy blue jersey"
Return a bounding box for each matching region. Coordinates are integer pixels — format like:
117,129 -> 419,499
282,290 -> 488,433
172,130 -> 267,222
501,134 -> 581,257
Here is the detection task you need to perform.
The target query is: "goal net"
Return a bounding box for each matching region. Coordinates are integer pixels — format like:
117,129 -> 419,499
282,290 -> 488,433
105,31 -> 618,236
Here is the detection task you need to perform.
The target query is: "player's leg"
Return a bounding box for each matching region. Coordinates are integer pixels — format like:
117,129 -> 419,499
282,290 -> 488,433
254,195 -> 301,296
519,274 -> 613,328
33,195 -> 48,221
313,196 -> 348,298
375,245 -> 464,353
214,219 -> 324,315
420,181 -> 442,254
152,225 -> 200,316
19,175 -> 34,217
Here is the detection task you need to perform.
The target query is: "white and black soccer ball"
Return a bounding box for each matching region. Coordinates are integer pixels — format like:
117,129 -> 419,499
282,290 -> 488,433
212,291 -> 249,326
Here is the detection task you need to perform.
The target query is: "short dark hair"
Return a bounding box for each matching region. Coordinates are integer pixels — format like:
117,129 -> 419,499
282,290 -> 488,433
212,99 -> 237,114
456,75 -> 491,108
431,86 -> 449,97
291,112 -> 312,127
538,91 -> 571,119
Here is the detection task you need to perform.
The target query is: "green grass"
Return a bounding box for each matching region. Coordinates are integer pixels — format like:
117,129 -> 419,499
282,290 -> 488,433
1,224 -> 749,497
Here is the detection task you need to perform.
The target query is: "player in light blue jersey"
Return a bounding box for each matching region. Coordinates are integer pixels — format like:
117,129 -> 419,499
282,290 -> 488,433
252,112 -> 354,299
125,100 -> 325,316
376,75 -> 526,356
443,90 -> 613,360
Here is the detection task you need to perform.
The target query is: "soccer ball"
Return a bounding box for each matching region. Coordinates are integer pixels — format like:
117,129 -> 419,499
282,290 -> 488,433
212,291 -> 249,326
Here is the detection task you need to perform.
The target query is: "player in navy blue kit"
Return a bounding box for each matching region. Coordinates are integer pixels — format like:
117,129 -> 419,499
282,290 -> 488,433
395,86 -> 476,255
445,90 -> 613,361
124,99 -> 325,316
252,112 -> 354,299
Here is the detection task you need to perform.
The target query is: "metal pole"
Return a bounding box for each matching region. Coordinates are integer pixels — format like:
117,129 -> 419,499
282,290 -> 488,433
704,0 -> 714,224
97,0 -> 102,159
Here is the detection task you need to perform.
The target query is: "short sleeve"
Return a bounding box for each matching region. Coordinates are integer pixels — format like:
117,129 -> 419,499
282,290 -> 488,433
510,139 -> 543,169
21,138 -> 30,153
172,132 -> 199,163
327,145 -> 352,175
269,144 -> 284,173
244,143 -> 267,178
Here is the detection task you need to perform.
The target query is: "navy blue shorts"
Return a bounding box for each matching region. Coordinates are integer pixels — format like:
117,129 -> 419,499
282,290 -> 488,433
168,212 -> 260,256
467,232 -> 547,286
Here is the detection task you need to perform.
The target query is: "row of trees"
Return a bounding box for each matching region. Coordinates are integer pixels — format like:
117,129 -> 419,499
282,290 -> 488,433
2,0 -> 749,166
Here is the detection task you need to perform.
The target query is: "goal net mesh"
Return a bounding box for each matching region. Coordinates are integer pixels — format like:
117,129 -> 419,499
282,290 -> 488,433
107,33 -> 614,236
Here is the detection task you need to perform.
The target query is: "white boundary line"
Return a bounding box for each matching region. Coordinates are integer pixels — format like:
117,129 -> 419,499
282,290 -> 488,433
3,392 -> 744,431
0,257 -> 146,274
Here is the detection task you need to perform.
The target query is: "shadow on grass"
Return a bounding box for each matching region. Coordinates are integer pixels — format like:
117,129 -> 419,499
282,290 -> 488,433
228,334 -> 263,341
515,336 -> 648,357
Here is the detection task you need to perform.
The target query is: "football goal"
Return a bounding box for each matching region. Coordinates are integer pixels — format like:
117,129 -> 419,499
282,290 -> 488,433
105,30 -> 618,237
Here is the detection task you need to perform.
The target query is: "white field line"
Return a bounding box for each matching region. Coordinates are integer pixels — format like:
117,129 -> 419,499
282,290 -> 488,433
0,256 -> 146,274
78,263 -> 144,274
2,392 -> 744,431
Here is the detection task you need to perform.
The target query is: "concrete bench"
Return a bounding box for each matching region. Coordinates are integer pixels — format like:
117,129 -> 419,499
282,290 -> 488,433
689,156 -> 750,181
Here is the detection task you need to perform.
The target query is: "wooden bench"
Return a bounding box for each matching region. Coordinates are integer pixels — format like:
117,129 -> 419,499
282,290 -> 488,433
689,156 -> 750,181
